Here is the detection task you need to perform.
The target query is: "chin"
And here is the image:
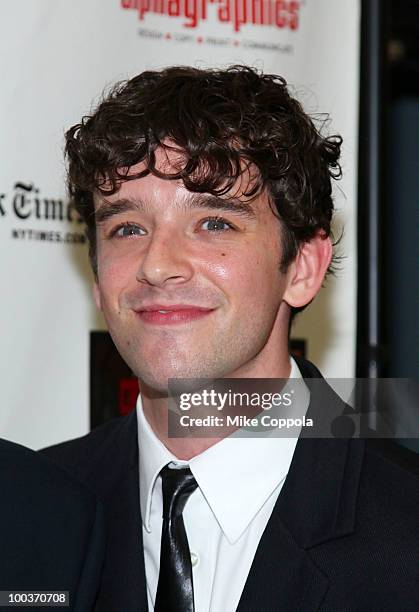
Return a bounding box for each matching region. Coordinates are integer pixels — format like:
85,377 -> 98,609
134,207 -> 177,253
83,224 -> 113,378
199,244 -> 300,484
134,357 -> 222,396
132,360 -> 191,395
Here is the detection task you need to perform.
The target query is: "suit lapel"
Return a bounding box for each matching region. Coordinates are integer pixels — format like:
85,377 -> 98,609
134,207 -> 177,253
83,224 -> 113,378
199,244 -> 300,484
91,411 -> 148,612
237,360 -> 365,612
236,509 -> 329,612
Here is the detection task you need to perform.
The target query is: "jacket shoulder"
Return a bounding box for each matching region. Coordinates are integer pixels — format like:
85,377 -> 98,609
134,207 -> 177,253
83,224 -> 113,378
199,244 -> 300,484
1,437 -> 98,514
42,412 -> 138,494
366,438 -> 419,475
363,438 -> 419,493
357,439 -> 419,531
0,438 -> 105,601
312,441 -> 419,609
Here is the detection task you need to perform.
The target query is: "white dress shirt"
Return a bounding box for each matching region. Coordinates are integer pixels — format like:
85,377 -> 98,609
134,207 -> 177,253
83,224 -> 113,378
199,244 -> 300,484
137,358 -> 310,612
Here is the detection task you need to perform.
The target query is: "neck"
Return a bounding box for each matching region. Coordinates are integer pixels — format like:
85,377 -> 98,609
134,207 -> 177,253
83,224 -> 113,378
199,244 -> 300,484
141,349 -> 292,461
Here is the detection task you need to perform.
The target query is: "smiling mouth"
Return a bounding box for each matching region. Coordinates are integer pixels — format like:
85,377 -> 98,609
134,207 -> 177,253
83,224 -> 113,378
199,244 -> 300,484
136,306 -> 215,325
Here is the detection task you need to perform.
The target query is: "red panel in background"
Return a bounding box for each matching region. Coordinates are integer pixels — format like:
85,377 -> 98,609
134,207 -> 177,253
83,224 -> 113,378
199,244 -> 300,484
91,331 -> 139,429
118,378 -> 139,415
290,338 -> 306,360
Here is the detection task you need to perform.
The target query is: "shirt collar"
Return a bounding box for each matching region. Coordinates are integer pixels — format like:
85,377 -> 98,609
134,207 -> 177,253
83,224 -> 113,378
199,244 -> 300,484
137,399 -> 184,533
137,357 -> 309,542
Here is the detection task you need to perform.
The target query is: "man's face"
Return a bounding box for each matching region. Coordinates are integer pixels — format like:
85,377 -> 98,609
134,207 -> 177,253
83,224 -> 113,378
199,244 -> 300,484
93,149 -> 293,392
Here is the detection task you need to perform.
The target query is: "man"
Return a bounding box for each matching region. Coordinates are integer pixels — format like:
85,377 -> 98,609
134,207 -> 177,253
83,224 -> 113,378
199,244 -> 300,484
44,66 -> 419,611
0,437 -> 104,611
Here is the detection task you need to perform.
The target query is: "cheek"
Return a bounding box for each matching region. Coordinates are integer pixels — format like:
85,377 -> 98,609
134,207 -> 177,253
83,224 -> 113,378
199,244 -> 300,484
205,258 -> 231,281
202,245 -> 281,298
96,254 -> 134,308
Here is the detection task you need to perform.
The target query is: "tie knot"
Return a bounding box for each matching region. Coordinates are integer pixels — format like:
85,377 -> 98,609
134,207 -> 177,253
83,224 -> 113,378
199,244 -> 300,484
160,465 -> 198,519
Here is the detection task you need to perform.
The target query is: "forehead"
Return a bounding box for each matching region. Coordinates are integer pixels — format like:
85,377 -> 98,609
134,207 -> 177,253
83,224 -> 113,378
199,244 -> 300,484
94,144 -> 265,212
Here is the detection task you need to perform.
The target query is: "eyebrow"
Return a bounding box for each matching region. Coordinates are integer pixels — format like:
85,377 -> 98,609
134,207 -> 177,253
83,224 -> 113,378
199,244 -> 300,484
94,193 -> 257,225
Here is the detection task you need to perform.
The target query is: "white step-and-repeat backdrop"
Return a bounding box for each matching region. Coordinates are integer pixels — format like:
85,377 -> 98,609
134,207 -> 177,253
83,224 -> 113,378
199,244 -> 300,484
0,0 -> 360,448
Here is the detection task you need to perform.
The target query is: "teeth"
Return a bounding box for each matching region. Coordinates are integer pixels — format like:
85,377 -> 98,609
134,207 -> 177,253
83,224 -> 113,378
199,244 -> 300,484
158,310 -> 171,313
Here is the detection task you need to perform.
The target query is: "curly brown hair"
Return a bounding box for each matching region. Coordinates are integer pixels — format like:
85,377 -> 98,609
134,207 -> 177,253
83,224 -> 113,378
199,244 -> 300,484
66,64 -> 342,283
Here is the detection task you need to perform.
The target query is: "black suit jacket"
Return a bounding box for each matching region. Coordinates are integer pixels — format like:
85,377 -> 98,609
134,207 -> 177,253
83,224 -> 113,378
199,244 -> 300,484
43,359 -> 419,611
0,438 -> 104,611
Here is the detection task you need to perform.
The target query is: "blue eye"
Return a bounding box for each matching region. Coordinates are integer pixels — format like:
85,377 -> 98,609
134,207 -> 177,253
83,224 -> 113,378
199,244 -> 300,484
201,217 -> 233,232
114,223 -> 145,237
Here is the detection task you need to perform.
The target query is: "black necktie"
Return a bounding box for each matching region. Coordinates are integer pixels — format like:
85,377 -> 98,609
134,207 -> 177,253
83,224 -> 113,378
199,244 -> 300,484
154,465 -> 198,612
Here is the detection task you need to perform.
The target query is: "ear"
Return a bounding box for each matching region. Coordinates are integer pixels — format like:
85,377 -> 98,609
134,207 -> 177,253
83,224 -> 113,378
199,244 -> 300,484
93,281 -> 102,310
283,234 -> 332,308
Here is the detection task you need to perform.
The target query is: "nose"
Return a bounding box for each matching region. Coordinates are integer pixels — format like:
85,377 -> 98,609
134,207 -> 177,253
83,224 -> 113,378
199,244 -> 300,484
136,229 -> 194,287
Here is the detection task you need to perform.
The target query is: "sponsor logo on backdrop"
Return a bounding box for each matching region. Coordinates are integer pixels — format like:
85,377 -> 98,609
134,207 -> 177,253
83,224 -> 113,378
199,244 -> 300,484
121,0 -> 300,32
121,0 -> 302,52
0,181 -> 85,244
